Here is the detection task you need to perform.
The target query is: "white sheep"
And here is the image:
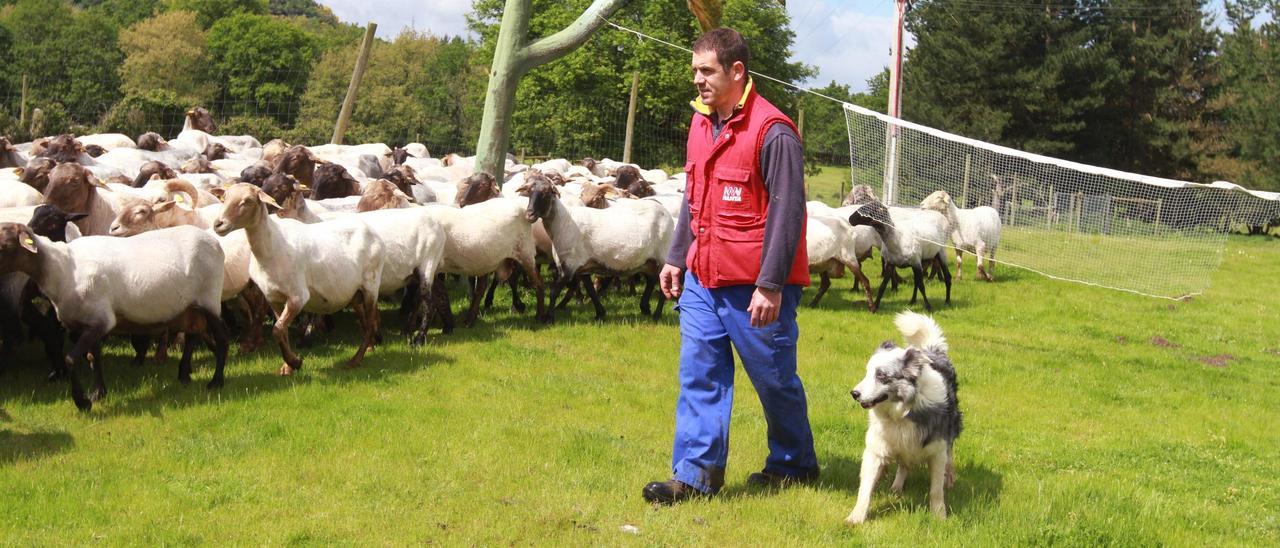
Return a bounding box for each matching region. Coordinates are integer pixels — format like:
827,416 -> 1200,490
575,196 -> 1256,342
847,201 -> 953,311
213,183 -> 386,375
0,223 -> 229,411
424,198 -> 547,327
354,208 -> 447,344
804,209 -> 878,311
920,190 -> 1002,281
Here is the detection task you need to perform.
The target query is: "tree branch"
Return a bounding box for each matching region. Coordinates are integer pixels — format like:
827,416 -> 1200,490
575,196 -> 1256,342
517,0 -> 629,71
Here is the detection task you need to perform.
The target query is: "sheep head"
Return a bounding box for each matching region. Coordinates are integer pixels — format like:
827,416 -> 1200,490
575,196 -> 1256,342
43,163 -> 107,217
357,179 -> 413,212
213,183 -> 282,236
842,184 -> 879,206
27,204 -> 87,242
920,190 -> 953,213
0,222 -> 41,275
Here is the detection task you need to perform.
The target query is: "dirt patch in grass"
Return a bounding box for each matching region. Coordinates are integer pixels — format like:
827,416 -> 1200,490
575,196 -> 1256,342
1115,336 -> 1129,344
1151,336 -> 1179,348
1198,354 -> 1234,368
1264,348 -> 1280,357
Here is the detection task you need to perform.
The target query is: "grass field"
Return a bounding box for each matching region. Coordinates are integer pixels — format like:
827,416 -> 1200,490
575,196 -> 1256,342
1,168 -> 1277,544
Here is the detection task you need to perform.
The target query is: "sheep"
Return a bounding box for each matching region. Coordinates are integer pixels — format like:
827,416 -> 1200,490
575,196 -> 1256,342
77,133 -> 136,152
13,157 -> 56,192
0,179 -> 42,208
920,190 -> 1002,282
848,200 -> 952,312
212,183 -> 385,375
520,174 -> 673,321
136,132 -> 166,152
0,223 -> 229,411
34,134 -> 87,163
353,207 -> 447,344
357,179 -> 414,212
424,197 -> 548,327
805,208 -> 878,311
184,107 -> 218,134
0,205 -> 86,380
272,145 -> 322,188
312,163 -> 361,200
131,160 -> 177,188
0,137 -> 23,168
239,164 -> 273,187
842,184 -> 879,206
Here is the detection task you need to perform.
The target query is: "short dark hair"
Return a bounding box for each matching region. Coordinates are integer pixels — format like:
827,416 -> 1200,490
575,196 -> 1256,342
693,27 -> 749,76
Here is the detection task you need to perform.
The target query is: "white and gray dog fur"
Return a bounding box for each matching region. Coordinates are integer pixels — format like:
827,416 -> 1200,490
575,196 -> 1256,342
845,311 -> 962,525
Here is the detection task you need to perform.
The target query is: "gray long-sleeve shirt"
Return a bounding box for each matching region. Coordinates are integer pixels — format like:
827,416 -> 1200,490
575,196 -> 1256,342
666,120 -> 807,292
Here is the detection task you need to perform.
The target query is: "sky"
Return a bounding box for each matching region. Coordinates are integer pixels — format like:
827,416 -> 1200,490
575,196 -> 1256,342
318,0 -> 1251,94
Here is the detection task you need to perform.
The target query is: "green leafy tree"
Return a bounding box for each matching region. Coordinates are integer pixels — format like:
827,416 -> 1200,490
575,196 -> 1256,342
118,10 -> 216,107
0,0 -> 123,131
1210,1 -> 1280,191
87,0 -> 165,29
167,0 -> 266,28
468,0 -> 813,168
291,31 -> 483,149
207,12 -> 316,125
267,0 -> 336,24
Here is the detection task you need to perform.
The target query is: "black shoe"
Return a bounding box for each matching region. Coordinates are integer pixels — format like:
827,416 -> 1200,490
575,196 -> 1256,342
642,479 -> 705,505
746,466 -> 820,488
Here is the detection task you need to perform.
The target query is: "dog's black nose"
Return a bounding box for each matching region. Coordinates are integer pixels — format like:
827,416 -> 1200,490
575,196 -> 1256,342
851,390 -> 860,400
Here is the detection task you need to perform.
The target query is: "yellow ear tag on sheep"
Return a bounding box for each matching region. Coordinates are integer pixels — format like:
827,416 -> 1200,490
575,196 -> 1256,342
21,238 -> 37,253
299,184 -> 309,190
175,194 -> 184,203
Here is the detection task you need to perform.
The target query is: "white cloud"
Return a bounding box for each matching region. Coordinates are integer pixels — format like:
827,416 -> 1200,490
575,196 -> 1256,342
317,0 -> 474,39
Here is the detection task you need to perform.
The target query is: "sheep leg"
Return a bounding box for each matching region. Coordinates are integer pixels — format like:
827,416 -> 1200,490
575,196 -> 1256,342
203,309 -> 229,390
913,264 -> 933,312
975,242 -> 990,282
410,273 -> 434,346
555,277 -> 579,310
22,301 -> 67,380
810,273 -> 831,307
65,326 -> 108,411
430,274 -> 455,335
399,273 -> 421,336
873,268 -> 892,313
176,325 -> 199,385
581,275 -> 607,321
954,249 -> 965,281
640,274 -> 654,316
238,285 -> 269,353
463,275 -> 488,328
648,272 -> 667,321
345,290 -> 378,369
507,269 -> 527,314
851,264 -> 876,313
517,259 -> 549,324
272,299 -> 305,375
85,340 -> 108,404
482,273 -> 499,310
939,254 -> 953,304
129,335 -> 150,367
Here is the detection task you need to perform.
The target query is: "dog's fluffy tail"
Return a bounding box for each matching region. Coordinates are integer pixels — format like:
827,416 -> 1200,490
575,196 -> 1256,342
896,311 -> 948,354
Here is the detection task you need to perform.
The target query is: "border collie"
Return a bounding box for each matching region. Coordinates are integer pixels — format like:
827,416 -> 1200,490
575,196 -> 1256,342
845,311 -> 962,525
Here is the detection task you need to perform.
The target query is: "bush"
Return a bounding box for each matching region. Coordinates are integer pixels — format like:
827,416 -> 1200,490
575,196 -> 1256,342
220,115 -> 284,141
96,90 -> 190,138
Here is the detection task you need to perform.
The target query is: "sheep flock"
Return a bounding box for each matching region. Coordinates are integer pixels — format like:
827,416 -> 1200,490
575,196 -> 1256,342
0,108 -> 1000,410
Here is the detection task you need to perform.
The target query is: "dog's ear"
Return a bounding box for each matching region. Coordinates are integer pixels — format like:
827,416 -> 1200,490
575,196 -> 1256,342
902,348 -> 932,380
878,340 -> 898,351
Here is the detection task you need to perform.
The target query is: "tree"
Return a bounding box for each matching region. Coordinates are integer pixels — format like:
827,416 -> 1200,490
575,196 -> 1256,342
118,10 -> 216,106
168,0 -> 266,29
87,0 -> 165,29
1210,1 -> 1280,191
267,0 -> 336,24
291,31 -> 484,149
468,0 -> 812,169
0,0 -> 123,130
206,12 -> 316,125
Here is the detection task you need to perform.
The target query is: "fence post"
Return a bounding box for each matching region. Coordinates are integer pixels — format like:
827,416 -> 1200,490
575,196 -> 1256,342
331,22 -> 377,145
961,154 -> 971,207
622,71 -> 640,164
19,74 -> 27,128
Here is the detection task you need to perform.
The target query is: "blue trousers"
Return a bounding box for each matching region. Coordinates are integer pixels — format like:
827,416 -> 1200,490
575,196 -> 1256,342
670,271 -> 818,494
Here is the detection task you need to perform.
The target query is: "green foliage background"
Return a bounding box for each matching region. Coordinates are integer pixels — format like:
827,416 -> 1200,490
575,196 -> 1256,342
0,0 -> 1273,190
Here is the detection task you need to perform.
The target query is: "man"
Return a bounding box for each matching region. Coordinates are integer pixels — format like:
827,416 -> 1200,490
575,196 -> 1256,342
642,27 -> 817,505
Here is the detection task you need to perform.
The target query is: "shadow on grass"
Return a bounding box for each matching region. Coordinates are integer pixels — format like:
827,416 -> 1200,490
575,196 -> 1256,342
716,454 -> 1003,518
0,428 -> 75,465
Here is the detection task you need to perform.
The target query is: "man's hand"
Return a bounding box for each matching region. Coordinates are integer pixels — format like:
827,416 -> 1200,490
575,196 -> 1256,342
748,286 -> 782,328
659,264 -> 684,299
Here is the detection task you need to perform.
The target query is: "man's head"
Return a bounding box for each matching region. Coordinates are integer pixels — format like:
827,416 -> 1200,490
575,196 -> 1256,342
692,28 -> 750,114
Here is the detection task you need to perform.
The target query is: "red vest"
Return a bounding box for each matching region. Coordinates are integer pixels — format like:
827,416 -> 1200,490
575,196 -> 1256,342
684,86 -> 809,289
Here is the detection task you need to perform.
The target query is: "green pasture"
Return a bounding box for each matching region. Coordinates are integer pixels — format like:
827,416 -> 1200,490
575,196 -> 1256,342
0,166 -> 1276,544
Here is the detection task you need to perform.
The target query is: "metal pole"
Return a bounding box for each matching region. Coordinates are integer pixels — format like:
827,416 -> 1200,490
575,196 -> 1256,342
332,23 -> 377,145
622,72 -> 640,164
882,0 -> 908,204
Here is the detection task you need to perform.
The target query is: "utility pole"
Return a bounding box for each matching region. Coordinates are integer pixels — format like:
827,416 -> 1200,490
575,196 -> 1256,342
883,0 -> 908,205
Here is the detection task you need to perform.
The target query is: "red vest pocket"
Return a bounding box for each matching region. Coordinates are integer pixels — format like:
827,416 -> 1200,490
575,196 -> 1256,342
713,167 -> 753,211
713,225 -> 765,284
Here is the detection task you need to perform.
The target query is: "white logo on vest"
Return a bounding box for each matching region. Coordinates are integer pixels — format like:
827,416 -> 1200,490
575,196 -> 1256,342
722,186 -> 743,202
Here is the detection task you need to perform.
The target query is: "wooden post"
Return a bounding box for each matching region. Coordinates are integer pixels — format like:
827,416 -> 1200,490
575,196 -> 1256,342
961,154 -> 971,207
1047,185 -> 1054,229
797,106 -> 805,139
622,71 -> 640,164
331,22 -> 377,145
19,74 -> 27,128
1154,198 -> 1162,234
1009,175 -> 1019,226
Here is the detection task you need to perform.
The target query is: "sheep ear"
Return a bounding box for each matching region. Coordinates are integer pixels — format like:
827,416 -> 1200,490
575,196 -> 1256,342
13,167 -> 23,178
515,182 -> 531,196
65,212 -> 89,222
64,222 -> 81,242
19,232 -> 37,254
208,187 -> 227,200
170,193 -> 195,210
153,200 -> 178,213
256,190 -> 282,211
93,178 -> 112,191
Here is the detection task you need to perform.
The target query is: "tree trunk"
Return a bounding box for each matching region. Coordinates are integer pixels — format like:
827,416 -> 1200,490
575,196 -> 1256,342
474,0 -> 629,181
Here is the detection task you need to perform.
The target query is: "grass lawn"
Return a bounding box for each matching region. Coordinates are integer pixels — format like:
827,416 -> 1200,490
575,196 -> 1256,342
1,170 -> 1277,544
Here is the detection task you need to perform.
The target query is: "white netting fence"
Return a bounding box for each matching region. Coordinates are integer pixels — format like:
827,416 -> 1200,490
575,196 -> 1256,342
843,103 -> 1280,300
